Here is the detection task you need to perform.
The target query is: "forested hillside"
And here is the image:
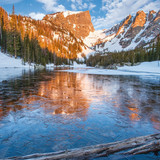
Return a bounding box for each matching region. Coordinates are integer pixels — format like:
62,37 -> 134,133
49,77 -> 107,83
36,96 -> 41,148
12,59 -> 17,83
0,6 -> 160,67
0,6 -> 85,66
87,36 -> 160,67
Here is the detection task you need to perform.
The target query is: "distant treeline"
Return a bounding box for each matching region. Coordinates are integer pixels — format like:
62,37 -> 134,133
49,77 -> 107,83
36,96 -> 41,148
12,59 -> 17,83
86,36 -> 160,67
0,6 -> 83,66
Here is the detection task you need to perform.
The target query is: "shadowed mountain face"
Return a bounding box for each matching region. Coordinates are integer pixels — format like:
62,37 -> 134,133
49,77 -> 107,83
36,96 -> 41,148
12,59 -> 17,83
91,10 -> 160,52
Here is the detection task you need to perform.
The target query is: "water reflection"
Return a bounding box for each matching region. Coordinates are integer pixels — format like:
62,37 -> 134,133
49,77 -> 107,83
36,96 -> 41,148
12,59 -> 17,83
87,75 -> 160,127
25,72 -> 89,119
0,70 -> 160,159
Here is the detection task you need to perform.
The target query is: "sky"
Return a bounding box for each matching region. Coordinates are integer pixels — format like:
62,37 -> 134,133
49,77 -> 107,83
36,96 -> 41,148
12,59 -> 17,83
0,0 -> 160,30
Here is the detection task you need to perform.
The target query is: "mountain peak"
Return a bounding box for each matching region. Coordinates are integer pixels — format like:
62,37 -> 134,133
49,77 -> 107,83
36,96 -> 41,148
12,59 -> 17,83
44,10 -> 94,39
131,10 -> 146,28
86,9 -> 160,54
148,10 -> 156,21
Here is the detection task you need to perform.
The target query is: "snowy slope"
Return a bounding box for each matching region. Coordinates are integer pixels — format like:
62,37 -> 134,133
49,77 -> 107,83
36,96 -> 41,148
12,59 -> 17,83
118,61 -> 160,73
0,51 -> 33,82
82,30 -> 116,57
0,51 -> 31,68
83,10 -> 160,55
84,30 -> 107,47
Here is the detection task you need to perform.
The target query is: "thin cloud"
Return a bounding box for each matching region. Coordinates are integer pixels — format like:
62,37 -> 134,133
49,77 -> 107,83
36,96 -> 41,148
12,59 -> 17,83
94,0 -> 160,30
36,0 -> 66,12
71,4 -> 77,10
68,0 -> 96,10
89,3 -> 96,10
29,12 -> 45,20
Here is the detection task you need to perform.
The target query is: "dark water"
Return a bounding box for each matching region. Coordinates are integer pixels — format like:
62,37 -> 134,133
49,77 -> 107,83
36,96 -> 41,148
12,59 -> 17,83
0,69 -> 160,159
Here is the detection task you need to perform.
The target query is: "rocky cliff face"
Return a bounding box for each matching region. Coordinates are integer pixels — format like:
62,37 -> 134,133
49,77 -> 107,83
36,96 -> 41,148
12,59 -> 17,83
89,10 -> 160,53
0,7 -> 96,59
43,11 -> 95,39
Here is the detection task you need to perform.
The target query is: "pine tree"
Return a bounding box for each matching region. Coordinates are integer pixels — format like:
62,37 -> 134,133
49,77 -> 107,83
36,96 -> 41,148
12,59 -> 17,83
0,16 -> 7,52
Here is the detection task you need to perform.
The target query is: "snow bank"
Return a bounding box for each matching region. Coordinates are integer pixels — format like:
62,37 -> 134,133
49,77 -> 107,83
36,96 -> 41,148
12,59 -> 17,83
0,51 -> 32,68
61,61 -> 160,76
72,62 -> 87,68
0,51 -> 33,82
118,61 -> 160,73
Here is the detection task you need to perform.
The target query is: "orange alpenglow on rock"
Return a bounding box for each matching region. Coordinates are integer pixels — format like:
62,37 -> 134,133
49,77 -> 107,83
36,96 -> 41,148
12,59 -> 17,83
43,10 -> 95,39
154,10 -> 160,22
116,15 -> 132,36
131,10 -> 146,28
148,10 -> 156,21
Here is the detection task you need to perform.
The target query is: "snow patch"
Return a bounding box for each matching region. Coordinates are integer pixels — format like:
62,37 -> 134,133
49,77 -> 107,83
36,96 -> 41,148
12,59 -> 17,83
84,30 -> 109,47
0,51 -> 32,68
0,51 -> 34,82
79,46 -> 95,58
63,11 -> 82,18
118,61 -> 160,73
73,24 -> 76,29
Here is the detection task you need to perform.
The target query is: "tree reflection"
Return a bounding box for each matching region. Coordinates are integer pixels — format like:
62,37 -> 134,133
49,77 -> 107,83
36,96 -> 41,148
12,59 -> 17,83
0,72 -> 160,131
0,71 -> 89,120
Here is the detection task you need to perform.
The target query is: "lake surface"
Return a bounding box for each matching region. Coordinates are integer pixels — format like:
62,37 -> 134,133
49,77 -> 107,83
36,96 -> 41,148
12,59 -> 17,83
0,69 -> 160,159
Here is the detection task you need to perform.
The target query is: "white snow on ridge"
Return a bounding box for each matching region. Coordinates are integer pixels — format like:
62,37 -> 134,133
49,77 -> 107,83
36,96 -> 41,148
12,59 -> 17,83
124,21 -> 150,51
84,30 -> 111,47
102,37 -> 123,52
96,22 -> 133,53
73,24 -> 76,29
63,11 -> 82,18
78,46 -> 95,59
82,30 -> 117,57
92,17 -> 156,53
84,30 -> 103,47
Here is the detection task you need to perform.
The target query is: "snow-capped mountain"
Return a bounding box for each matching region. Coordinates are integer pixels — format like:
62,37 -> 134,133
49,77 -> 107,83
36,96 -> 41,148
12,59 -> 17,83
85,10 -> 160,53
1,6 -> 160,58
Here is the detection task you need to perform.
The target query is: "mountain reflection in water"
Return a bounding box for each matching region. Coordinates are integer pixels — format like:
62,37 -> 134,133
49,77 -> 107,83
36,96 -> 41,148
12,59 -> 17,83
0,70 -> 159,159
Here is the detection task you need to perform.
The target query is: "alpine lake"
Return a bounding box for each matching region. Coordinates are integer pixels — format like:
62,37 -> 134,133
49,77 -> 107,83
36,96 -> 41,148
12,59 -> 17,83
0,68 -> 160,159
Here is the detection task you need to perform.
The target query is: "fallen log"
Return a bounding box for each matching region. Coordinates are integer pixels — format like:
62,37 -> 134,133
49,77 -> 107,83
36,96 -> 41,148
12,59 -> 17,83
8,133 -> 160,160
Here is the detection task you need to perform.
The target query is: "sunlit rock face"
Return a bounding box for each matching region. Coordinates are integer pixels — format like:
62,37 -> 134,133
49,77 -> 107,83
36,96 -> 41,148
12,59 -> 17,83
119,11 -> 147,48
116,15 -> 132,36
43,11 -> 95,39
148,10 -> 156,21
131,11 -> 147,28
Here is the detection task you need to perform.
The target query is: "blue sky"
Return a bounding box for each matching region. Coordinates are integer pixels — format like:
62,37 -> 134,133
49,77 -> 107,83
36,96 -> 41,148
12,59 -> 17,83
0,0 -> 160,30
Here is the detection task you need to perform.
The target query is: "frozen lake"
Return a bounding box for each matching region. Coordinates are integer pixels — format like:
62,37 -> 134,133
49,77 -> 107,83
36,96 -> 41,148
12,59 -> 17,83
0,68 -> 160,159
